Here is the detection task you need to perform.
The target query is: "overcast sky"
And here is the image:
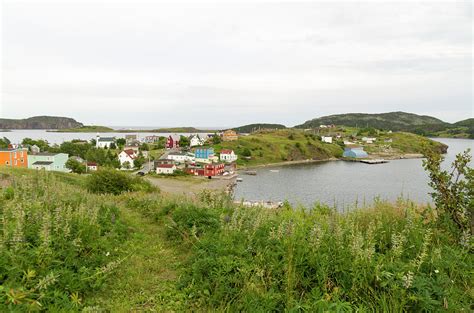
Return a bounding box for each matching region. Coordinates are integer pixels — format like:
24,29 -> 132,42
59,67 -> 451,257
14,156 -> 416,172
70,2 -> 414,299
1,0 -> 472,127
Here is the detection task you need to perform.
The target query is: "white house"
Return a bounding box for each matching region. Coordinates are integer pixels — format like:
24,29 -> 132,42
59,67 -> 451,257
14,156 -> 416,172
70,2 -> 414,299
118,149 -> 137,168
86,162 -> 98,171
96,135 -> 115,148
189,134 -> 205,147
30,145 -> 40,154
220,149 -> 238,163
168,152 -> 195,163
362,137 -> 377,144
321,136 -> 333,144
156,164 -> 177,174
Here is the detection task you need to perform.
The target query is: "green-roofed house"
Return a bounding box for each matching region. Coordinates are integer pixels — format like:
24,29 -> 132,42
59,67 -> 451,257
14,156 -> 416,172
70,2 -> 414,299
28,152 -> 69,172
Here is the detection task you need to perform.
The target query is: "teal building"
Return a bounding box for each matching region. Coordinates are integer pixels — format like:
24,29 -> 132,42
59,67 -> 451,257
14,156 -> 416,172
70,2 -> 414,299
28,153 -> 69,172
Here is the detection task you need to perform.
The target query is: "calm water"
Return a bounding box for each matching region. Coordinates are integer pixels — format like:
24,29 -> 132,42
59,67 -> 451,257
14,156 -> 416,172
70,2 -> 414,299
0,129 -> 211,145
234,138 -> 473,210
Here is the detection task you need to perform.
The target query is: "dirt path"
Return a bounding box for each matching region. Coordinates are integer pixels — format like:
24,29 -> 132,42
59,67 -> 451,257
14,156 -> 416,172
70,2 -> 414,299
147,176 -> 234,196
88,200 -> 188,311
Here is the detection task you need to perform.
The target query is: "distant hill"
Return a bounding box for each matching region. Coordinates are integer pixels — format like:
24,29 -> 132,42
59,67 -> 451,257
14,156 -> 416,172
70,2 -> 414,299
0,116 -> 83,129
453,118 -> 474,128
295,112 -> 449,133
232,123 -> 286,133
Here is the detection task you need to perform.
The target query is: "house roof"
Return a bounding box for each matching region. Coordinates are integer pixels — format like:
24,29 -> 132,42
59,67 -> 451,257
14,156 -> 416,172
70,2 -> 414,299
98,137 -> 115,142
169,134 -> 180,141
220,149 -> 234,154
122,149 -> 137,158
34,152 -> 57,156
32,161 -> 53,166
157,164 -> 176,168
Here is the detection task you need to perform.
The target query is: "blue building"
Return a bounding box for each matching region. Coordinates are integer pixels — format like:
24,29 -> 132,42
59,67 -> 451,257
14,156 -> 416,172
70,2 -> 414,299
343,147 -> 368,158
195,148 -> 214,159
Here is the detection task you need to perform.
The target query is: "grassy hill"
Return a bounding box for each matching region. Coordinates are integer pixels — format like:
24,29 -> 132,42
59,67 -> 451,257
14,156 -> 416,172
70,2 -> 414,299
210,129 -> 447,167
52,125 -> 115,132
231,123 -> 287,133
0,116 -> 83,129
295,112 -> 448,133
213,129 -> 343,167
0,165 -> 472,311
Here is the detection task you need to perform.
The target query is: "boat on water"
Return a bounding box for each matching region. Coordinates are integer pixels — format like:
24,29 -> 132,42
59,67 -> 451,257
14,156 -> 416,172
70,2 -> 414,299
243,171 -> 257,175
236,177 -> 243,182
270,170 -> 279,173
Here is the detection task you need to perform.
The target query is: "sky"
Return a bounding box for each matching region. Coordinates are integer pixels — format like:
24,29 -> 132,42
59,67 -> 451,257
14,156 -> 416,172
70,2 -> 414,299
0,0 -> 472,127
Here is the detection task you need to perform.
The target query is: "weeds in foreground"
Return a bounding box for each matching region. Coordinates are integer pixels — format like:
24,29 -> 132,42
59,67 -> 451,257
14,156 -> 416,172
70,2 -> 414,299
0,170 -> 129,310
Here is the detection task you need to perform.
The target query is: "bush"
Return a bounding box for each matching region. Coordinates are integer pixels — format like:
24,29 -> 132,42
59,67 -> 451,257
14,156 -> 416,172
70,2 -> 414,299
423,149 -> 473,237
86,168 -> 155,195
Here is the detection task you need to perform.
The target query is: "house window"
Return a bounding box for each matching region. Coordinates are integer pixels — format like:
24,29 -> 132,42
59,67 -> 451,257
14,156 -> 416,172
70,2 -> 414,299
20,159 -> 24,163
5,161 -> 9,165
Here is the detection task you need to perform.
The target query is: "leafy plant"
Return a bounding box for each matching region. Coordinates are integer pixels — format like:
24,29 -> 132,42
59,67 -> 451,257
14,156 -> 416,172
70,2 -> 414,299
423,149 -> 473,235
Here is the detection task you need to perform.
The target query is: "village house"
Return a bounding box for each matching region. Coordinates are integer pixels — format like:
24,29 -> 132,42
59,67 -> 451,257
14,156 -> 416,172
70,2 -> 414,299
166,134 -> 180,149
186,163 -> 225,177
343,146 -> 368,158
362,137 -> 377,144
86,162 -> 98,171
124,144 -> 140,154
195,148 -> 217,163
220,149 -> 238,163
0,148 -> 28,168
321,136 -> 333,144
156,164 -> 177,175
167,152 -> 195,163
125,134 -> 138,144
154,159 -> 175,168
189,134 -> 205,147
96,136 -> 115,148
222,130 -> 238,141
30,145 -> 40,154
118,149 -> 137,168
144,135 -> 161,143
28,152 -> 69,172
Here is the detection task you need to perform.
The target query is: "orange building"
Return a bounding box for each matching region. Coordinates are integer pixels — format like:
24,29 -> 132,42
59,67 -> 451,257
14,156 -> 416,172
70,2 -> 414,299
0,148 -> 28,168
222,130 -> 238,141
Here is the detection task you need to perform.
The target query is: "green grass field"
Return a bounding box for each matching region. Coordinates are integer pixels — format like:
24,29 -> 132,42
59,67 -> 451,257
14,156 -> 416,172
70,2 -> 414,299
0,166 -> 471,311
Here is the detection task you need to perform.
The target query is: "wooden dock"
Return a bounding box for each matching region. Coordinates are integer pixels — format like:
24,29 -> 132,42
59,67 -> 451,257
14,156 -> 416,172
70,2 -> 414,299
359,159 -> 389,164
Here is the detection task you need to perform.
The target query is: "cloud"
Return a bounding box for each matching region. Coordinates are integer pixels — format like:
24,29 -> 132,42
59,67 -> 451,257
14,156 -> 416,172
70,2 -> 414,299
1,1 -> 472,126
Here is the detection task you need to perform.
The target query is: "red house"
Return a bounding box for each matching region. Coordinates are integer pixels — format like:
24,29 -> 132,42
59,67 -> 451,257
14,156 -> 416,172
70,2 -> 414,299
166,134 -> 180,149
186,163 -> 225,177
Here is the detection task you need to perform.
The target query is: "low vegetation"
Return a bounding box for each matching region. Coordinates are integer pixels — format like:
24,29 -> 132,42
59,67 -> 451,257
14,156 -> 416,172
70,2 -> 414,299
0,149 -> 472,311
213,129 -> 343,166
52,125 -> 115,133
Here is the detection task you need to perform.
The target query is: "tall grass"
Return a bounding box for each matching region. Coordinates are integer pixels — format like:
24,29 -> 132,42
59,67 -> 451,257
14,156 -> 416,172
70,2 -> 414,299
0,169 -> 129,310
145,196 -> 473,311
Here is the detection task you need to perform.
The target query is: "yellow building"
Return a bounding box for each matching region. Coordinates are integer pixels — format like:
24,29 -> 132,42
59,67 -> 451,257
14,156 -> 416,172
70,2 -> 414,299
222,130 -> 238,141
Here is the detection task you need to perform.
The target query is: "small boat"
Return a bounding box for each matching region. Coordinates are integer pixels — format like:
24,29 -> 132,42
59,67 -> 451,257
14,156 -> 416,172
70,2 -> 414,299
270,170 -> 279,173
236,177 -> 243,182
243,171 -> 257,175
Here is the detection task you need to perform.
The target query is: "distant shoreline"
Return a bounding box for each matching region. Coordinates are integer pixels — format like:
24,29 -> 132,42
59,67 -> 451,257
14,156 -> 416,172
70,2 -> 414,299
237,153 -> 428,171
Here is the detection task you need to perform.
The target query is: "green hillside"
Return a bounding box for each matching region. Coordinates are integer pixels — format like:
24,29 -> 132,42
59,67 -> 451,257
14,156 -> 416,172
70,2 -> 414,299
295,111 -> 448,133
213,129 -> 343,167
232,123 -> 287,133
52,125 -> 115,132
0,158 -> 472,311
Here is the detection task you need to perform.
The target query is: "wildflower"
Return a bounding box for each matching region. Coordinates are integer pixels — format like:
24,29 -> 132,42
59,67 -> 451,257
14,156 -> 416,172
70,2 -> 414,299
434,269 -> 439,274
402,271 -> 414,289
105,252 -> 110,257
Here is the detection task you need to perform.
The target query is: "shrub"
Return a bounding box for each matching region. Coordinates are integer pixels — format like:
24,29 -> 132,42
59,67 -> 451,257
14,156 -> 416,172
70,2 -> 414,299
86,168 -> 155,195
423,149 -> 473,236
